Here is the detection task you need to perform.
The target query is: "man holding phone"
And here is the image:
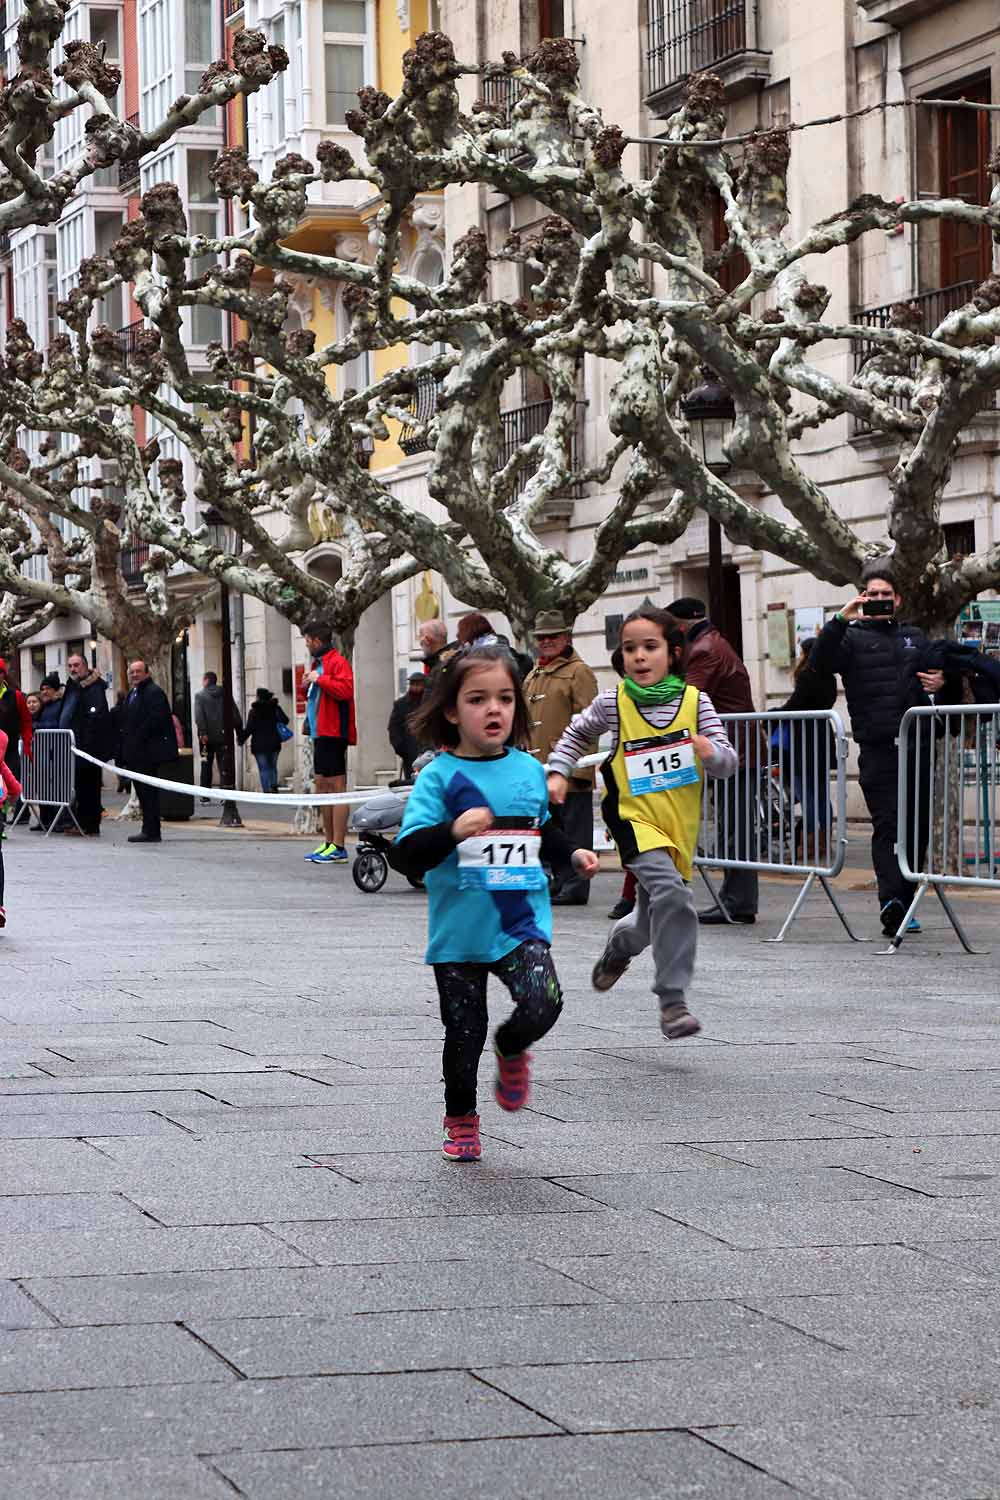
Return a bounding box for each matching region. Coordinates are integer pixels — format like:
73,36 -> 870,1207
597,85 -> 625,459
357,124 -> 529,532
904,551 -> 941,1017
810,561 -> 953,935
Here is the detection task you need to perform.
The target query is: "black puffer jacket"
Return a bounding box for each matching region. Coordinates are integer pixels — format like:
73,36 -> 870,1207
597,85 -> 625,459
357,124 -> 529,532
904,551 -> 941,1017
809,615 -> 960,745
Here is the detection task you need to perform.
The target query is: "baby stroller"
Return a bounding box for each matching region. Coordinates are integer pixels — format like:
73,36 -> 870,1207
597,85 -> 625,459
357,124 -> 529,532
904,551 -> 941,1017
349,751 -> 434,893
349,792 -> 409,892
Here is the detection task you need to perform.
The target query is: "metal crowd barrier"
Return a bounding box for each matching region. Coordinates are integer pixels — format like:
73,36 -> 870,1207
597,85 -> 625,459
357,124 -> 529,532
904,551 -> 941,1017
10,728 -> 82,835
889,703 -> 1000,953
695,710 -> 856,943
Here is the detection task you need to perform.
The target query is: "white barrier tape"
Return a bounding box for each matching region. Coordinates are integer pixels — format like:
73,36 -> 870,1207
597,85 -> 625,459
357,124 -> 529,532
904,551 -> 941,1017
72,747 -> 605,810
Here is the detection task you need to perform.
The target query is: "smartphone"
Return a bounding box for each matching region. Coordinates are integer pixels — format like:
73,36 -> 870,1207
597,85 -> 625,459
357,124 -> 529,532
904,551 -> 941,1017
862,598 -> 894,617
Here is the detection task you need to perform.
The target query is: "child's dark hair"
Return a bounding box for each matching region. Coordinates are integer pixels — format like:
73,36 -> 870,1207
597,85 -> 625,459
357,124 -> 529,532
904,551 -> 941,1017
620,606 -> 685,655
410,645 -> 531,749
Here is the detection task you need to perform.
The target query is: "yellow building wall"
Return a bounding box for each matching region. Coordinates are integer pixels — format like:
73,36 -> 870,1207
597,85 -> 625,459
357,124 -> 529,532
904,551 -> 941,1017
377,0 -> 432,98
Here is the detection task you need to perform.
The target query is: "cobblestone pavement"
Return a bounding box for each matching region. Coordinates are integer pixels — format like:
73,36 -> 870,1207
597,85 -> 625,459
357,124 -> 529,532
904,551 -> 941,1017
2,816 -> 1000,1499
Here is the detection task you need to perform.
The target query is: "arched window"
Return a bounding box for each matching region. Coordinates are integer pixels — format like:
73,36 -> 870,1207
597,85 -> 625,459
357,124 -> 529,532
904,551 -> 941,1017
411,246 -> 446,366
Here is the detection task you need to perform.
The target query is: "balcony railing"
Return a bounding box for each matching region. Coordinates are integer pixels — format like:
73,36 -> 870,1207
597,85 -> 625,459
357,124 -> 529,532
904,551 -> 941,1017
115,319 -> 146,363
480,74 -> 526,162
852,281 -> 997,435
224,0 -> 244,19
121,541 -> 150,585
499,399 -> 583,500
398,369 -> 442,455
399,377 -> 584,499
118,115 -> 140,191
645,0 -> 767,106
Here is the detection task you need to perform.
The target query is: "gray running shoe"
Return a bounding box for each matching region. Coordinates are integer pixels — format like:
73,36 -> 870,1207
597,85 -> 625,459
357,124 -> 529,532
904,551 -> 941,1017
660,1003 -> 702,1040
591,942 -> 631,992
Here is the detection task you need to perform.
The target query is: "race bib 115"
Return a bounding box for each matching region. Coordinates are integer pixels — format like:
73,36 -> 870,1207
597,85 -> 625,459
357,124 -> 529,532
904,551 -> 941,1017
623,731 -> 698,796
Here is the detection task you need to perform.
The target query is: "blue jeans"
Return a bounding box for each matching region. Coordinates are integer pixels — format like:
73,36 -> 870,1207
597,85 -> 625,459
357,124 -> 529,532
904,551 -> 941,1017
792,769 -> 831,834
254,750 -> 279,792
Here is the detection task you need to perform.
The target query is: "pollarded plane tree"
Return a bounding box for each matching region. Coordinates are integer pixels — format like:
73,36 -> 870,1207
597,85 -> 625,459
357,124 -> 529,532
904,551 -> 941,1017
1,29 -> 1000,644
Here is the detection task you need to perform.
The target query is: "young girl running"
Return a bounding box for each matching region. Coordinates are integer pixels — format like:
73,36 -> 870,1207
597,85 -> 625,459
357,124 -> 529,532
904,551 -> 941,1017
0,729 -> 23,928
392,644 -> 598,1161
548,608 -> 736,1039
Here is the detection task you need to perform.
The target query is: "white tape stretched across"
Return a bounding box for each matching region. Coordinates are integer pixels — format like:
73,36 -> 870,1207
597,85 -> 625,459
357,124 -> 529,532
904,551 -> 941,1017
71,748 -> 605,810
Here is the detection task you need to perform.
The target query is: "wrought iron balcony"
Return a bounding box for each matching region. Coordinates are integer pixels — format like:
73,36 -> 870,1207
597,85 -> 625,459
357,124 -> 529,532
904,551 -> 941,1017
499,398 -> 583,501
224,0 -> 244,19
480,74 -> 527,162
118,115 -> 140,190
645,0 -> 770,115
115,319 -> 146,363
121,541 -> 150,585
851,281 -> 997,435
398,369 -> 442,455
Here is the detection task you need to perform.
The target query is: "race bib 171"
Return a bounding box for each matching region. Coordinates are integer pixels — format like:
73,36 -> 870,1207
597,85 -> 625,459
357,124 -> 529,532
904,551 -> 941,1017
623,731 -> 698,796
457,815 -> 546,890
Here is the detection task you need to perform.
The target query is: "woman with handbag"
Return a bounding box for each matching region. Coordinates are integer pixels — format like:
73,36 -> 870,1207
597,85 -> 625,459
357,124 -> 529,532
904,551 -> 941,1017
240,688 -> 291,793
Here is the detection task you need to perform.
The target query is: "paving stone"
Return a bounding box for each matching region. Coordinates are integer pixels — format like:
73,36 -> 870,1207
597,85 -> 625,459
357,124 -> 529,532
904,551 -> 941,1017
0,1457 -> 238,1500
190,1299 -> 814,1378
544,1242 -> 990,1302
689,1136 -> 1000,1169
651,1199 -> 1000,1250
308,1142 -> 725,1181
546,1167 -> 917,1210
217,1431 -> 808,1500
0,1371 -> 557,1463
906,1240 -> 1000,1278
0,1324 -> 231,1393
0,1226 -> 313,1278
0,1111 -> 193,1140
128,1174 -> 589,1226
705,1412 -> 1000,1500
0,1281 -> 56,1329
743,1289 -> 1000,1354
473,1345 -> 959,1433
0,1194 -> 149,1233
25,1258 -> 604,1326
270,1208 -> 707,1265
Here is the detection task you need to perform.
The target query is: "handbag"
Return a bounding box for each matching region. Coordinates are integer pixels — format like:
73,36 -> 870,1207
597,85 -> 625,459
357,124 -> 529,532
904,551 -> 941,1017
276,720 -> 293,742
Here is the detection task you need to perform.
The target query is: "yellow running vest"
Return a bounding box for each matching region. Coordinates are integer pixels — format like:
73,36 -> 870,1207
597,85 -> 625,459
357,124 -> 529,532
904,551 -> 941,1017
601,682 -> 704,879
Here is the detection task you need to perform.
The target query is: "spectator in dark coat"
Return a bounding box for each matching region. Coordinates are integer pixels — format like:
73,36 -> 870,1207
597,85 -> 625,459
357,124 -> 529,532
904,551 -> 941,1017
61,652 -> 113,836
118,661 -> 179,844
194,672 -> 243,795
239,688 -> 289,793
0,657 -> 33,789
388,673 -> 426,781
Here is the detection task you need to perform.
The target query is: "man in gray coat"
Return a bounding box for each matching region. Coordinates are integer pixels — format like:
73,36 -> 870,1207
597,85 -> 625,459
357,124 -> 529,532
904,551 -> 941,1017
194,672 -> 243,796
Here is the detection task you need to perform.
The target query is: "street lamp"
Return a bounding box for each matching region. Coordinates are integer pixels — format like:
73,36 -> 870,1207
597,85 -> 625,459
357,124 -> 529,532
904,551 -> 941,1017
202,507 -> 243,830
681,375 -> 735,631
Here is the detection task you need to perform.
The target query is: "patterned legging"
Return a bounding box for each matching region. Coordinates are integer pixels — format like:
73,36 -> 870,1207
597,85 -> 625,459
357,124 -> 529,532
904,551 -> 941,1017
433,939 -> 563,1116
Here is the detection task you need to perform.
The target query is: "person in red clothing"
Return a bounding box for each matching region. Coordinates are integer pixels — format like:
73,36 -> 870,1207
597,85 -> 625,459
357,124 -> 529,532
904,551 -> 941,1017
301,620 -> 357,864
0,728 -> 23,926
0,658 -> 32,837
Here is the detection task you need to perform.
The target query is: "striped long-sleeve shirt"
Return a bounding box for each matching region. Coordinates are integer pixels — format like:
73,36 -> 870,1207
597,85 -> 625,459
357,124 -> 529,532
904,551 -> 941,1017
548,687 -> 738,781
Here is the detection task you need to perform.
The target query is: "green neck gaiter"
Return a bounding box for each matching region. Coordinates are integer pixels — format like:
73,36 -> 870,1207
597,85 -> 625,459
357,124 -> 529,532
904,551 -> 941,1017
622,674 -> 686,707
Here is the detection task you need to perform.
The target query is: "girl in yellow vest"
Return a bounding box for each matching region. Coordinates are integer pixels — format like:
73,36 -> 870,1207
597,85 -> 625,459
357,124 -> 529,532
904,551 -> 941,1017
548,608 -> 737,1038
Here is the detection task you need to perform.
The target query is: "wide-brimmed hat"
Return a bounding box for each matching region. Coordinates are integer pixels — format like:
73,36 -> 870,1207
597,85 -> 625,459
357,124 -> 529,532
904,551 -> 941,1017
533,610 -> 571,637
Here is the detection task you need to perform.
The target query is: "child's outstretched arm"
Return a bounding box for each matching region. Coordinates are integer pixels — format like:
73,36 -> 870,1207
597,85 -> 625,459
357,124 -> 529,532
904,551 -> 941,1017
546,690 -> 614,804
693,694 -> 739,778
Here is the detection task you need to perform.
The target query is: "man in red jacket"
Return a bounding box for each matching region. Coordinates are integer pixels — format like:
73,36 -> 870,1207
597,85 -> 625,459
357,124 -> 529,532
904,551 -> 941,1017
301,621 -> 357,864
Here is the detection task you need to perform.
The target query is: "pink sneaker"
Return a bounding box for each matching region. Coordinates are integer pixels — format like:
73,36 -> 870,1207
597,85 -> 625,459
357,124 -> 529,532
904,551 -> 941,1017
494,1047 -> 532,1111
442,1113 -> 481,1161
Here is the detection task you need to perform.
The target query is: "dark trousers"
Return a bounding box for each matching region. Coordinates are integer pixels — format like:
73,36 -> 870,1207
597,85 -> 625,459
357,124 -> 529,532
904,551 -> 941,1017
135,767 -> 162,838
74,758 -> 104,835
200,741 -> 225,789
433,940 -> 563,1116
548,786 -> 594,901
716,766 -> 759,917
858,741 -> 931,910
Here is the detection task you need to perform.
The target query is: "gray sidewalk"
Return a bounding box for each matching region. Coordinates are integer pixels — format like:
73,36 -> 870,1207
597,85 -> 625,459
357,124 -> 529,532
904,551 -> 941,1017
2,818 -> 1000,1499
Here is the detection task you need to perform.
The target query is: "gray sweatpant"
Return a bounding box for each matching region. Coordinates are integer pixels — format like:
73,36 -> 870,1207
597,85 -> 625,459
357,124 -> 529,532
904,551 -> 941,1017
610,847 -> 698,1010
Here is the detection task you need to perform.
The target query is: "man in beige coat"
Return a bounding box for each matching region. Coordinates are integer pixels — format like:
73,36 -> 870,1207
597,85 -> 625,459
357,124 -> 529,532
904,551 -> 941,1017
524,611 -> 599,905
